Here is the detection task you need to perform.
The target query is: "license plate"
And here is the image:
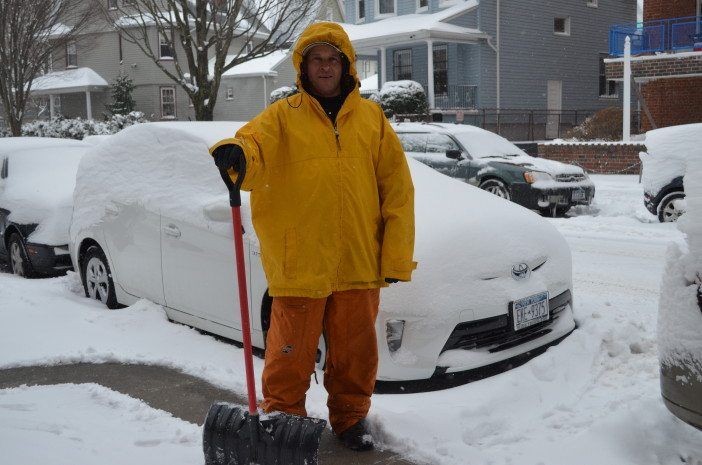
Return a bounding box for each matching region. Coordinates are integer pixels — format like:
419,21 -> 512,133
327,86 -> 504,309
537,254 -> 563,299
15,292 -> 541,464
512,291 -> 549,331
572,188 -> 586,201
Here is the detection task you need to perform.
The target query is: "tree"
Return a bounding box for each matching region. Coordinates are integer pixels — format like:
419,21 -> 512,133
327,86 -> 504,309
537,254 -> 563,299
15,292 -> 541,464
107,72 -> 137,115
102,0 -> 320,121
0,0 -> 94,135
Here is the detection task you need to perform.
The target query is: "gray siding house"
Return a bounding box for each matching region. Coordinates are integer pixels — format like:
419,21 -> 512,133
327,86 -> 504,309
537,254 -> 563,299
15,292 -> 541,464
20,0 -> 345,125
341,0 -> 637,138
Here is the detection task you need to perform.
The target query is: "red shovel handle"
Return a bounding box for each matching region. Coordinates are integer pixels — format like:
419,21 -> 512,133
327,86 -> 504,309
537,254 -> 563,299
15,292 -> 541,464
219,164 -> 258,416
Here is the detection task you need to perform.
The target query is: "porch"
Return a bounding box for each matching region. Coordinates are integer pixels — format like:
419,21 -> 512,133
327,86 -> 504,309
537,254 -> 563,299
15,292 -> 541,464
609,15 -> 702,56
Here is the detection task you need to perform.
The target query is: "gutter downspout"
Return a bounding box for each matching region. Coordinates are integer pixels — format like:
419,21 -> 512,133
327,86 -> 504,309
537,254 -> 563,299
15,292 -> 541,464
486,0 -> 501,111
262,75 -> 268,108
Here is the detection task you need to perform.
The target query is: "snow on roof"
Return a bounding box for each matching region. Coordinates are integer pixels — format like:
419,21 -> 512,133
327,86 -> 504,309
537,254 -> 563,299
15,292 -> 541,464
30,68 -> 109,95
360,74 -> 378,92
338,1 -> 485,50
216,50 -> 289,78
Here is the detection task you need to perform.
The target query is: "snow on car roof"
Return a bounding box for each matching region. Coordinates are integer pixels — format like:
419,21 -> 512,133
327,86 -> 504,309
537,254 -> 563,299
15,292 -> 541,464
640,123 -> 700,196
0,137 -> 84,155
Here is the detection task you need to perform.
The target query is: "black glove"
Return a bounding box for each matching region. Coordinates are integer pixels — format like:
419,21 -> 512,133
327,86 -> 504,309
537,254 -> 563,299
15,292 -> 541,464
212,144 -> 244,171
385,278 -> 400,284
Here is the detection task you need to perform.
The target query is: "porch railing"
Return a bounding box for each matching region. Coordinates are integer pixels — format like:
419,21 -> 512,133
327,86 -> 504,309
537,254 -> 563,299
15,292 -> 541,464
609,16 -> 702,56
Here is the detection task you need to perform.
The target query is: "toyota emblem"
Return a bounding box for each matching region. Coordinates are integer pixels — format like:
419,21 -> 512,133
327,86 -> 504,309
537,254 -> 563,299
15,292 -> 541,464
511,263 -> 531,280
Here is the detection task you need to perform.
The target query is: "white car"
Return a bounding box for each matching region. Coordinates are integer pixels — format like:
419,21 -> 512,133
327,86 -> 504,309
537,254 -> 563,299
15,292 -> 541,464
0,137 -> 89,276
69,122 -> 576,382
392,122 -> 595,216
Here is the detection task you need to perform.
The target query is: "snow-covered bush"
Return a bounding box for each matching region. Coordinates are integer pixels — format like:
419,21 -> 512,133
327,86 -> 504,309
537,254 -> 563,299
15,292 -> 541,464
377,80 -> 428,118
270,85 -> 298,103
16,112 -> 148,140
564,107 -> 622,141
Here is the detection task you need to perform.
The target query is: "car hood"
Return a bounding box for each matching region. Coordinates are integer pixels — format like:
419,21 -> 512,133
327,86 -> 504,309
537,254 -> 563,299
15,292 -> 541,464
381,160 -> 572,319
473,154 -> 585,176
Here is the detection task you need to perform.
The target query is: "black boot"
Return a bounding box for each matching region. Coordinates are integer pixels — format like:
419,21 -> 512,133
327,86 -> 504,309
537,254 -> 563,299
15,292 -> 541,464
337,419 -> 374,451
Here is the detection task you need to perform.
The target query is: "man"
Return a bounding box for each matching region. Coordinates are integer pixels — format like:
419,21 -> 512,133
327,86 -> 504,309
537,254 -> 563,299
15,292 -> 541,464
210,22 -> 416,451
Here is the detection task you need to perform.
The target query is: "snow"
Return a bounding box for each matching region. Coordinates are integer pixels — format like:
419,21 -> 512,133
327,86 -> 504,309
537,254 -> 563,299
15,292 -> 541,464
360,73 -> 378,92
0,141 -> 89,244
215,50 -> 289,78
640,123 -> 699,197
0,384 -> 201,465
656,124 -> 702,376
2,174 -> 701,464
30,68 -> 109,95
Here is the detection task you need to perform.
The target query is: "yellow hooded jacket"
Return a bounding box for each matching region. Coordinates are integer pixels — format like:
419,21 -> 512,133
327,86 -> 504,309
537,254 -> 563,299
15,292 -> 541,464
210,22 -> 417,298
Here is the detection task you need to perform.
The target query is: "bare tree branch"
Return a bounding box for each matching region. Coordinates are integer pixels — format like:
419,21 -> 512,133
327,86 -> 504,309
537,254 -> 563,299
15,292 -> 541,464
0,0 -> 95,135
99,0 -> 320,121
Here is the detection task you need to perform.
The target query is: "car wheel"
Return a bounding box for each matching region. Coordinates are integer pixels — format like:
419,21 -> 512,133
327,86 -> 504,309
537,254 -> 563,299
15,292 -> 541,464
81,245 -> 119,309
8,233 -> 34,278
479,179 -> 511,200
658,192 -> 686,223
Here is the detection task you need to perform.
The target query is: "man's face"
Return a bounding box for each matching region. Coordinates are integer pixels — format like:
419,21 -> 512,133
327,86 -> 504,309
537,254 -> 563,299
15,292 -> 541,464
304,44 -> 343,98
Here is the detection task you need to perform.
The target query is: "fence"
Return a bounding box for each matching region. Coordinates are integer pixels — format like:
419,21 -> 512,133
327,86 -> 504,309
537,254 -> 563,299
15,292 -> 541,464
609,16 -> 702,56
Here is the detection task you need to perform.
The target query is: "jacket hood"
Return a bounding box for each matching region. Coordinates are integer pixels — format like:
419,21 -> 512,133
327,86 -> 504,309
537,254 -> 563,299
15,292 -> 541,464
292,22 -> 359,94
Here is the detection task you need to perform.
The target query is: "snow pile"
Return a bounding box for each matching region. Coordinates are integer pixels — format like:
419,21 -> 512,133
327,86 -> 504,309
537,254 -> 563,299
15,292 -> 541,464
0,384 -> 201,465
640,123 -> 699,196
71,122 -> 250,244
360,73 -> 378,92
0,142 -> 88,244
658,124 -> 702,375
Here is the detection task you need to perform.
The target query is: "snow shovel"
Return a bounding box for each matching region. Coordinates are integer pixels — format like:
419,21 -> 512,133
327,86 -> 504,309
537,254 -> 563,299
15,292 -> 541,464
203,161 -> 326,465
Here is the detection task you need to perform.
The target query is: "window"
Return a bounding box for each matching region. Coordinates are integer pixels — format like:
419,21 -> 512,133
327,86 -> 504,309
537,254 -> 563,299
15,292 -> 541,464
159,29 -> 174,59
107,0 -> 117,9
226,87 -> 234,100
377,0 -> 395,16
42,51 -> 53,74
586,0 -> 598,7
554,17 -> 571,35
160,87 -> 176,118
599,54 -> 618,97
433,45 -> 448,95
357,0 -> 365,21
426,133 -> 460,153
393,49 -> 412,81
397,133 -> 427,154
66,42 -> 77,67
417,0 -> 428,11
123,0 -> 137,6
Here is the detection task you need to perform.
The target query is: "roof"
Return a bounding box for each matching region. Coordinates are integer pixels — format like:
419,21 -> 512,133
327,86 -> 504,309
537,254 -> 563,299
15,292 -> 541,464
216,50 -> 289,78
338,1 -> 487,52
30,68 -> 109,96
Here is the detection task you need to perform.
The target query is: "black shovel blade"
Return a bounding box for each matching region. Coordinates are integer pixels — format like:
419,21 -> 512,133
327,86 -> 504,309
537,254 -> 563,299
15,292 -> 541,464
203,401 -> 327,465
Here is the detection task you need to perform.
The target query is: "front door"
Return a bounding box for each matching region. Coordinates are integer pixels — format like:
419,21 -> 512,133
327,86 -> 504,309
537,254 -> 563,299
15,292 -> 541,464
546,80 -> 562,139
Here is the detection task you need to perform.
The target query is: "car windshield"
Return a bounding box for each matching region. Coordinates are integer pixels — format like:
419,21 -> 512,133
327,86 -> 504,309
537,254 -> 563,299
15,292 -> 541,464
452,131 -> 529,159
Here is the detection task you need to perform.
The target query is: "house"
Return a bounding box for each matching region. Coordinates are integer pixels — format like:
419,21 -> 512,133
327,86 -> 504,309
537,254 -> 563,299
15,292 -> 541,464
605,0 -> 702,131
339,0 -> 637,139
17,0 -> 344,125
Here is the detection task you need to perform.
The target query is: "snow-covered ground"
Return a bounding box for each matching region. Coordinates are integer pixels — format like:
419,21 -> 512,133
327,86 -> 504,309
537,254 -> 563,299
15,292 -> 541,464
1,175 -> 701,465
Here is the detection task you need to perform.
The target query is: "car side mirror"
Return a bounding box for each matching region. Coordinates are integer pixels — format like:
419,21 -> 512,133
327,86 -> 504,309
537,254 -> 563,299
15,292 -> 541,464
446,149 -> 463,160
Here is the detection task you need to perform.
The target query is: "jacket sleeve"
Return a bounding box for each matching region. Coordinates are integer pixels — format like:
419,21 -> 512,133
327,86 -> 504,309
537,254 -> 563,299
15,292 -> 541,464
375,112 -> 418,281
209,104 -> 284,192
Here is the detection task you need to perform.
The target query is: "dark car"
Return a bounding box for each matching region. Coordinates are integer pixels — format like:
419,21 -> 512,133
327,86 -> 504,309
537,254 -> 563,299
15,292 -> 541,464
392,123 -> 595,216
0,138 -> 87,277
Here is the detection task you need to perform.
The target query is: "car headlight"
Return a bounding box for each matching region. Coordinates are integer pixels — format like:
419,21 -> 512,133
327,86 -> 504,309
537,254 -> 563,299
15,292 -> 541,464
386,319 -> 405,353
524,171 -> 553,184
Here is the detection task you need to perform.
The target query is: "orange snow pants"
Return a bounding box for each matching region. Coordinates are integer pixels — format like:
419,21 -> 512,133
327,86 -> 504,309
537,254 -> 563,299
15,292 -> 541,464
260,288 -> 380,434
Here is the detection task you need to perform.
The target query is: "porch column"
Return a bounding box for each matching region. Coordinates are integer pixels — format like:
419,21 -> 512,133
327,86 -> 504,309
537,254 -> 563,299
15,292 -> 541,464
426,40 -> 435,110
85,90 -> 93,120
49,95 -> 55,119
379,46 -> 386,87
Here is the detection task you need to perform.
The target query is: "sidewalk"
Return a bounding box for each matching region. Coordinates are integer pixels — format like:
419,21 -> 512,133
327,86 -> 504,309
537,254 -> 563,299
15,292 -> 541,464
0,363 -> 420,465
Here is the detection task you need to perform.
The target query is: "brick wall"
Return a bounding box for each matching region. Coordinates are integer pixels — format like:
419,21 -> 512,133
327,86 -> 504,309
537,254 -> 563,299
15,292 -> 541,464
605,55 -> 702,80
644,0 -> 697,21
537,143 -> 646,174
641,76 -> 702,131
